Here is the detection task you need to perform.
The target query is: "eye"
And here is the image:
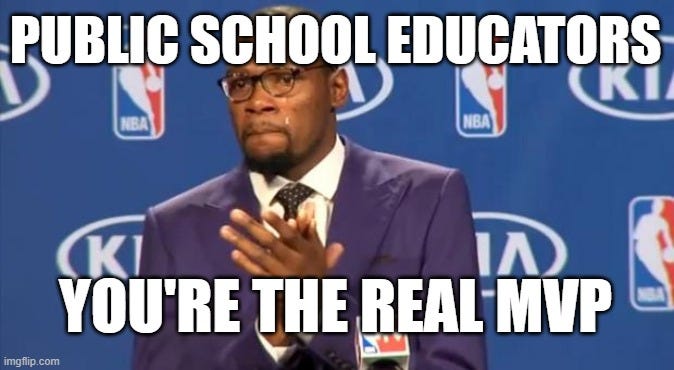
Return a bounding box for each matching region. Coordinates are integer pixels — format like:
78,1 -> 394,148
227,77 -> 250,92
267,71 -> 295,87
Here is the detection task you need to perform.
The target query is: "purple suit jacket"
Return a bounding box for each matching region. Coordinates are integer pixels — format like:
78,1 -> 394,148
133,136 -> 487,370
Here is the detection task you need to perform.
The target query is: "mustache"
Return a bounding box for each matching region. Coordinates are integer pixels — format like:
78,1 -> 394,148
242,122 -> 289,138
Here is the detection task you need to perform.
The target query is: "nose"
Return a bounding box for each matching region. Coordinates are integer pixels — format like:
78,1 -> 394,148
244,81 -> 278,115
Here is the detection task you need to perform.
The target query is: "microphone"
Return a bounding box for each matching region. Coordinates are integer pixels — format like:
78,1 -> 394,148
355,318 -> 410,370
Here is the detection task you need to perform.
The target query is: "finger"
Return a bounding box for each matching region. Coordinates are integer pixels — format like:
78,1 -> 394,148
231,209 -> 294,260
294,206 -> 308,236
325,242 -> 345,270
295,218 -> 321,254
297,202 -> 315,235
304,201 -> 316,220
296,207 -> 307,233
220,224 -> 285,273
306,219 -> 322,245
262,211 -> 307,251
231,250 -> 269,277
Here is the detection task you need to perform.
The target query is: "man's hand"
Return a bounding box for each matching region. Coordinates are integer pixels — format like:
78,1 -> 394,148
219,204 -> 344,346
220,205 -> 343,278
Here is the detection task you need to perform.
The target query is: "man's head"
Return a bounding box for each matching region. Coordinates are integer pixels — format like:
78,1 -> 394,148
221,5 -> 349,179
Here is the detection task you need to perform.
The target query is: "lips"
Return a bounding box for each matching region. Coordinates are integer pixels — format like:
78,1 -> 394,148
243,123 -> 288,139
247,129 -> 284,136
245,130 -> 287,141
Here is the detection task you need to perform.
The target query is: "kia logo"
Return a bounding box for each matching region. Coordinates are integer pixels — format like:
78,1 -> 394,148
57,215 -> 144,278
337,60 -> 394,121
0,44 -> 51,122
473,212 -> 568,297
568,35 -> 674,122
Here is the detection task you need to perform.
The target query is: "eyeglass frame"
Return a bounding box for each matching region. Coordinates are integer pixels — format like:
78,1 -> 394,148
217,64 -> 334,102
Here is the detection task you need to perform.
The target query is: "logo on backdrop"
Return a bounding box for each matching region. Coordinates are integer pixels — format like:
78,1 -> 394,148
473,212 -> 567,297
0,44 -> 51,122
112,64 -> 165,140
455,63 -> 507,138
57,215 -> 144,278
568,35 -> 674,122
337,60 -> 394,121
56,211 -> 569,291
629,196 -> 674,311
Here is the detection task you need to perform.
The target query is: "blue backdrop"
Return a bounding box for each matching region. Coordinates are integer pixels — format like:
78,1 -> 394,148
2,1 -> 674,369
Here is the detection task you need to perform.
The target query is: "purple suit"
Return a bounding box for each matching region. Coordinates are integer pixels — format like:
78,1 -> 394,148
133,136 -> 487,370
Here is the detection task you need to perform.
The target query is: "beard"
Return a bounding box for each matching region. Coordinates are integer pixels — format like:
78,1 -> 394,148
237,119 -> 326,177
238,121 -> 298,176
244,149 -> 296,177
242,128 -> 297,177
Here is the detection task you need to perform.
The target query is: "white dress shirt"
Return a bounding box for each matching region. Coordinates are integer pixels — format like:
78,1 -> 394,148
248,135 -> 345,362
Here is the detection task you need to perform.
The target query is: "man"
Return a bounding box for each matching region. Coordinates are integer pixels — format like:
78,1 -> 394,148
133,5 -> 486,370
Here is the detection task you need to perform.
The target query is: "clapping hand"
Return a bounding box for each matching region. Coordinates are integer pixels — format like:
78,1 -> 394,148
220,202 -> 343,278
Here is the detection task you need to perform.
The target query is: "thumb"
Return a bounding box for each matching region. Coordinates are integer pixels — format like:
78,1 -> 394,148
325,242 -> 344,270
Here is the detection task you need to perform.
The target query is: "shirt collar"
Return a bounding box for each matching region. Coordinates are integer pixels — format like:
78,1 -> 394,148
249,135 -> 345,206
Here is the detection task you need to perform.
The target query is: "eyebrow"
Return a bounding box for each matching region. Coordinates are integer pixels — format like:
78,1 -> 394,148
225,64 -> 301,77
225,70 -> 248,77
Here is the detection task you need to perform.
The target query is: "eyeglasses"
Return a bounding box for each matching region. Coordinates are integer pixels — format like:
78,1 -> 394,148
217,65 -> 332,102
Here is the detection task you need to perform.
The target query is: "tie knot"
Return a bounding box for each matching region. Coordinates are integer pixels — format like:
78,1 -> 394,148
274,183 -> 315,220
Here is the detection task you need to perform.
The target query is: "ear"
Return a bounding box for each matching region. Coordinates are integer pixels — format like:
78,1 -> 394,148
329,68 -> 349,109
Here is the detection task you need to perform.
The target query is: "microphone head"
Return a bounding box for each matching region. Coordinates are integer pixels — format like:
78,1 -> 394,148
356,318 -> 410,370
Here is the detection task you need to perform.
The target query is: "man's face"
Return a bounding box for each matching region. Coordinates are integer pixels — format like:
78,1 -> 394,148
225,62 -> 348,175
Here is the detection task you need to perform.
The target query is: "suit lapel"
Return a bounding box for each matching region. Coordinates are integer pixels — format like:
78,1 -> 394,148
197,139 -> 408,283
198,164 -> 261,317
327,138 -> 408,278
204,164 -> 259,217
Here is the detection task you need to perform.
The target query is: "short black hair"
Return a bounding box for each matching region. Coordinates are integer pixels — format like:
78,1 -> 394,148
252,4 -> 321,19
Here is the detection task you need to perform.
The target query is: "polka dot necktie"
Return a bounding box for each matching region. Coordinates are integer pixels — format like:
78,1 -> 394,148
274,183 -> 315,220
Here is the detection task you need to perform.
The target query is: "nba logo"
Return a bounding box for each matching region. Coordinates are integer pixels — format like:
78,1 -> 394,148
629,195 -> 674,311
455,63 -> 506,138
361,335 -> 377,354
112,64 -> 165,140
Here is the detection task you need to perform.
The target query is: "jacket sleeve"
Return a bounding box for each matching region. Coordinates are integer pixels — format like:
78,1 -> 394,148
216,319 -> 307,370
300,292 -> 362,369
132,207 -> 301,370
300,170 -> 487,370
407,170 -> 487,370
132,207 -> 185,370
